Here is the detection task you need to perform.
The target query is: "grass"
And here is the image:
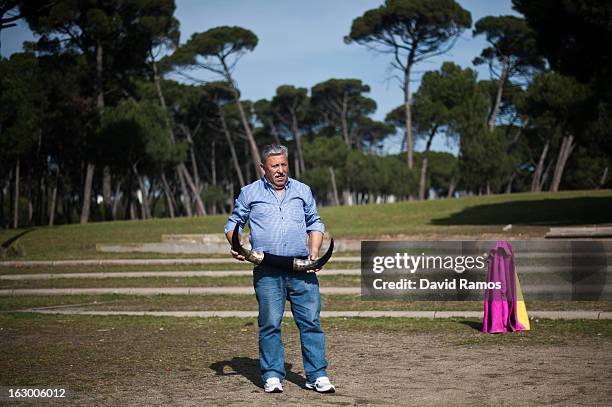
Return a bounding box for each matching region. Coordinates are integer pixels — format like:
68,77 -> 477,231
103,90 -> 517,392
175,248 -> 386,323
2,294 -> 611,312
0,190 -> 610,261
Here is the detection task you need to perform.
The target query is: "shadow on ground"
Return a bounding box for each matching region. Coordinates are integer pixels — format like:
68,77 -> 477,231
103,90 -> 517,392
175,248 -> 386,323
431,197 -> 612,226
210,357 -> 307,389
459,319 -> 483,332
1,228 -> 35,249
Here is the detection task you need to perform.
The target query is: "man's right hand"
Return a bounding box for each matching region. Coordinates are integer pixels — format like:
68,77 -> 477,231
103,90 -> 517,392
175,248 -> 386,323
226,230 -> 246,261
230,248 -> 246,261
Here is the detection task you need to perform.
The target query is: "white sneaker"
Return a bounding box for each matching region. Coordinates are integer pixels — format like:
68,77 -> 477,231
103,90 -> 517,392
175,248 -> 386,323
305,376 -> 336,393
264,377 -> 283,393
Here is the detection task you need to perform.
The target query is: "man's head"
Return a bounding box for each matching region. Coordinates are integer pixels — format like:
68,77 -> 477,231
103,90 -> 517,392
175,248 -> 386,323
260,144 -> 289,190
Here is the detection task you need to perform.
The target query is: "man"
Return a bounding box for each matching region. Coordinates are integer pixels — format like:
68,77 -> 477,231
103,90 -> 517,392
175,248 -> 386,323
224,144 -> 335,394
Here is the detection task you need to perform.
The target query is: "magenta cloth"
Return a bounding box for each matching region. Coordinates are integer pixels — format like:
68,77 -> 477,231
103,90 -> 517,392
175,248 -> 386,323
482,241 -> 528,333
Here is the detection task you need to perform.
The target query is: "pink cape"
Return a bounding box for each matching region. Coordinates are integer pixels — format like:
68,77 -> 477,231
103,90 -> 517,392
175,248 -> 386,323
482,241 -> 530,333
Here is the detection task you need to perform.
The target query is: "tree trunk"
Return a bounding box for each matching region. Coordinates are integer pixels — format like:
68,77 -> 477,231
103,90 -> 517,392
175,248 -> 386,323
211,140 -> 217,186
531,141 -> 549,192
133,164 -> 151,219
343,189 -> 354,206
329,167 -> 340,206
228,182 -> 235,212
447,177 -> 457,198
161,172 -> 176,218
488,60 -> 508,131
112,180 -> 121,220
293,155 -> 301,179
340,93 -> 350,146
13,160 -> 19,229
151,59 -> 175,143
403,60 -> 414,169
60,183 -> 69,224
26,174 -> 32,225
234,93 -> 262,177
418,156 -> 429,200
80,163 -> 95,224
49,180 -> 57,227
291,113 -> 306,174
82,42 -> 105,225
176,165 -> 192,217
130,197 -> 137,220
418,131 -> 436,200
181,124 -> 201,191
95,41 -> 104,110
550,135 -> 575,192
180,163 -> 206,216
222,62 -> 261,176
219,110 -> 245,187
152,57 -> 193,215
102,165 -> 112,220
598,167 -> 609,189
539,159 -> 553,192
39,174 -> 46,226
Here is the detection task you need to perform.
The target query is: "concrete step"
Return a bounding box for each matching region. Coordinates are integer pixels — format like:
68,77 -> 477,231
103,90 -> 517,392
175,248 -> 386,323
0,269 -> 361,280
0,256 -> 361,268
161,234 -> 227,244
2,284 -> 612,299
546,227 -> 612,238
0,286 -> 360,296
4,266 -> 612,280
96,239 -> 360,254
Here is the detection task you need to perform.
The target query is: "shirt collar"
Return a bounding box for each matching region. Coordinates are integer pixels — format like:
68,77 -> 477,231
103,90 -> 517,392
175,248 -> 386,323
262,176 -> 291,190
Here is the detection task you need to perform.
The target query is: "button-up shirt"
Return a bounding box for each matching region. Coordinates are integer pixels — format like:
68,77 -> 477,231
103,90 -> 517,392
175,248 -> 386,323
224,177 -> 325,257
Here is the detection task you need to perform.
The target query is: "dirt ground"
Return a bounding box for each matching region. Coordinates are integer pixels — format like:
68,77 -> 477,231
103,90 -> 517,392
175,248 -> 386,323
1,316 -> 611,406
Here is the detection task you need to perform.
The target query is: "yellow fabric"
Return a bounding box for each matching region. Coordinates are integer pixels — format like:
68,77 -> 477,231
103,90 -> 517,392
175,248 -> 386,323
515,275 -> 530,330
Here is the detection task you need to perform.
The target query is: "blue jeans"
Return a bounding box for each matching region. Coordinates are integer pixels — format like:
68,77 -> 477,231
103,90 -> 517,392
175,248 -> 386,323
253,264 -> 329,384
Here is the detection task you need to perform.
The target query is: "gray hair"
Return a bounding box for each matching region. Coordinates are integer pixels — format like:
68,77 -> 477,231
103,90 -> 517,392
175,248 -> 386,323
261,144 -> 289,163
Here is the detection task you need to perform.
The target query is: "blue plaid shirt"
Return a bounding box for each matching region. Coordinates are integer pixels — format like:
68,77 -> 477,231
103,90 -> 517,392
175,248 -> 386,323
224,177 -> 325,257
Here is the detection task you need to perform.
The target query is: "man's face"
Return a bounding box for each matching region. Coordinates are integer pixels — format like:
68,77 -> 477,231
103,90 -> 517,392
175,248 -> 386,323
261,154 -> 289,189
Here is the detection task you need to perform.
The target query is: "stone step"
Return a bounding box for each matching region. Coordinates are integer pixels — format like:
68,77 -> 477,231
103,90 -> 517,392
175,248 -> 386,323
2,284 -> 612,298
4,266 -> 612,280
161,234 -> 227,244
0,256 -> 361,268
0,269 -> 361,280
0,287 -> 360,296
96,239 -> 360,254
546,227 -> 612,238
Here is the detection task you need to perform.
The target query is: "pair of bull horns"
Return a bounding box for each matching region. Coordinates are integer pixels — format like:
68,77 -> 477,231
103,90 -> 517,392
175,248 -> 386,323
231,223 -> 334,272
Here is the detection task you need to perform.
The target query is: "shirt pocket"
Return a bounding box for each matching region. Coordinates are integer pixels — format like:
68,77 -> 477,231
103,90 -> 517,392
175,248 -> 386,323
286,198 -> 305,224
251,201 -> 277,219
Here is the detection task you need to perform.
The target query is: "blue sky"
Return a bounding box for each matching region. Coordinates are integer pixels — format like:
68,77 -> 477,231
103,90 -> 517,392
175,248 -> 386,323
1,0 -> 519,154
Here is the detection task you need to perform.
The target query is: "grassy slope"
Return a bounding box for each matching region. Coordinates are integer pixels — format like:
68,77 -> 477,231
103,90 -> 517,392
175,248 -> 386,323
0,190 -> 611,260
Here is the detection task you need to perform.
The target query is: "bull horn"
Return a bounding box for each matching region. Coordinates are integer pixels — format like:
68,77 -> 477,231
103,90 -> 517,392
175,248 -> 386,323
232,223 -> 264,264
292,238 -> 334,272
232,223 -> 334,271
